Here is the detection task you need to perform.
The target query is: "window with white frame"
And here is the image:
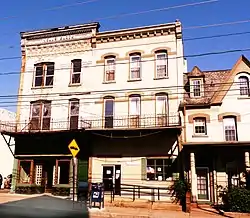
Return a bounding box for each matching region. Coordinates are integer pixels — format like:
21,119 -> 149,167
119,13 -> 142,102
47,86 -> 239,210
193,118 -> 207,135
34,62 -> 54,87
223,117 -> 237,141
239,76 -> 249,96
105,56 -> 115,82
190,79 -> 203,97
156,94 -> 168,126
129,54 -> 141,80
71,59 -> 81,84
155,51 -> 168,78
129,95 -> 141,116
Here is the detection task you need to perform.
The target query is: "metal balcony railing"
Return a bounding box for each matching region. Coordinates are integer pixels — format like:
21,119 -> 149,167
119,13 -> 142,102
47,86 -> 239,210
0,112 -> 181,133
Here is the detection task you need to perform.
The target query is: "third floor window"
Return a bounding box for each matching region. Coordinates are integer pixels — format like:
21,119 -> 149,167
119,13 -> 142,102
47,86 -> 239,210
239,76 -> 250,96
105,57 -> 115,82
130,54 -> 141,80
155,51 -> 168,78
34,62 -> 54,87
71,59 -> 81,84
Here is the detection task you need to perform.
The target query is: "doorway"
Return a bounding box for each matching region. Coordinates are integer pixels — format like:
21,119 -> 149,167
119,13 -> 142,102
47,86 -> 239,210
102,165 -> 121,194
197,167 -> 209,200
42,162 -> 53,192
104,97 -> 114,128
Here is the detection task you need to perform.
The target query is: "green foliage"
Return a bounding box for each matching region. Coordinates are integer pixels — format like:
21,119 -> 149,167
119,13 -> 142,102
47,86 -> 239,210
15,184 -> 45,194
51,186 -> 70,196
170,179 -> 191,204
219,186 -> 250,213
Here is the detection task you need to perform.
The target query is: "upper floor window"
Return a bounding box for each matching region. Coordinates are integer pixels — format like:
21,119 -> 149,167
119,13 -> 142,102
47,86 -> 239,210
223,116 -> 237,141
129,53 -> 141,80
239,76 -> 249,96
29,100 -> 51,130
105,56 -> 115,82
69,99 -> 79,130
155,51 -> 168,78
71,59 -> 81,84
193,117 -> 207,135
34,62 -> 54,87
190,79 -> 203,97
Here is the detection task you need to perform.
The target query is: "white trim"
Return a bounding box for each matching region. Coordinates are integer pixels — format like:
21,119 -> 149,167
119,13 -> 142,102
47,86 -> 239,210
155,52 -> 168,78
190,78 -> 204,98
129,54 -> 141,80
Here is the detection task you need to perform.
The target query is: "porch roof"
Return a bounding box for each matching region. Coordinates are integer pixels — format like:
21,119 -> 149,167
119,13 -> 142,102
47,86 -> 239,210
1,128 -> 85,138
183,141 -> 250,147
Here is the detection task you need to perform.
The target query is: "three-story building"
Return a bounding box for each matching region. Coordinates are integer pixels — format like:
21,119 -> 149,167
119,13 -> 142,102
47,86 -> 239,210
2,20 -> 186,198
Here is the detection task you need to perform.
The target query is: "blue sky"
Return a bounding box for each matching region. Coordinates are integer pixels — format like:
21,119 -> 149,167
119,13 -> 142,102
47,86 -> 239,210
1,0 -> 250,112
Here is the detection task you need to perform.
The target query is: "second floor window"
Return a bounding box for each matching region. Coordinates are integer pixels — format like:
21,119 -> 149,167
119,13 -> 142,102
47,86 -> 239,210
69,99 -> 79,129
34,62 -> 54,87
191,79 -> 202,97
29,101 -> 51,130
105,57 -> 115,82
193,118 -> 206,135
155,51 -> 168,78
223,117 -> 237,141
129,95 -> 141,116
71,59 -> 81,84
130,54 -> 141,80
239,76 -> 249,96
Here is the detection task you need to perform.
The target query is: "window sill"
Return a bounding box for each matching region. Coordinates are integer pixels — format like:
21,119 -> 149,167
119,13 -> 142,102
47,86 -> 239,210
68,83 -> 82,87
153,77 -> 169,80
237,96 -> 250,100
192,134 -> 208,138
31,86 -> 53,90
127,78 -> 142,82
102,81 -> 116,84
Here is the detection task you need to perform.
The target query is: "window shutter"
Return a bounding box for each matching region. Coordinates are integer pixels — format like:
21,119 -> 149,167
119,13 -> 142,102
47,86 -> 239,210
141,158 -> 147,180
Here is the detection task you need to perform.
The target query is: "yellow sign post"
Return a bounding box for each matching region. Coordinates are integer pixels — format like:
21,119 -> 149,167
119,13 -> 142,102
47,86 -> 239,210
68,139 -> 80,157
68,139 -> 80,202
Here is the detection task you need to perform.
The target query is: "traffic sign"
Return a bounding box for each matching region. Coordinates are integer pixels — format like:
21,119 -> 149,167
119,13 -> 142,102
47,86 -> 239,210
68,139 -> 80,157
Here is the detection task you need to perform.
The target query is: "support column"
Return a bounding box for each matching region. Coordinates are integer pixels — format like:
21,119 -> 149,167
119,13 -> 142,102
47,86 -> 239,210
245,152 -> 250,170
190,152 -> 198,203
70,158 -> 78,200
10,158 -> 18,193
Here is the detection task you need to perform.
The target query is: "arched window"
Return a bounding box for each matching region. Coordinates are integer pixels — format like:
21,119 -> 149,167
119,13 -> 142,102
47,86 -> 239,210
104,56 -> 116,82
129,53 -> 141,80
155,50 -> 168,78
239,76 -> 249,96
155,93 -> 168,126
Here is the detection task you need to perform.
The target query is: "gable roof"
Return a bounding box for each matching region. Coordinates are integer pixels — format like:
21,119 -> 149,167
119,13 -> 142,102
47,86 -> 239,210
183,55 -> 250,107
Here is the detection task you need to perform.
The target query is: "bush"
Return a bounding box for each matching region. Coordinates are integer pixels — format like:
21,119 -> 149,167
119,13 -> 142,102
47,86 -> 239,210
170,179 -> 190,204
15,184 -> 45,194
51,185 -> 70,196
219,186 -> 250,213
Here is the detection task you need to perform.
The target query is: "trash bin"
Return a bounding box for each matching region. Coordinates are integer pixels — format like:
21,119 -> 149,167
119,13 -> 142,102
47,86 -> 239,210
89,182 -> 104,209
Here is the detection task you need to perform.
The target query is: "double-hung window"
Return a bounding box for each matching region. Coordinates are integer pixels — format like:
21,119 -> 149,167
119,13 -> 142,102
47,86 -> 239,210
155,51 -> 168,78
130,54 -> 141,80
34,62 -> 54,87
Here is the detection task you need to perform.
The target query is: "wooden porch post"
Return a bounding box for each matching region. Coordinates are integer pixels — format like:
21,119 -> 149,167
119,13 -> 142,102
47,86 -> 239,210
54,159 -> 59,185
30,160 -> 34,184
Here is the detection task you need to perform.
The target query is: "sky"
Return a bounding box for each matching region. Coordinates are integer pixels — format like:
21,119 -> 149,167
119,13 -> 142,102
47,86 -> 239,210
0,0 -> 250,112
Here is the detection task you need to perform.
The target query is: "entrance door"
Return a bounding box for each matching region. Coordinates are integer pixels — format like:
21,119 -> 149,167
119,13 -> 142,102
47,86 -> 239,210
43,162 -> 53,191
197,168 -> 209,200
114,165 -> 121,195
104,97 -> 114,128
102,166 -> 114,191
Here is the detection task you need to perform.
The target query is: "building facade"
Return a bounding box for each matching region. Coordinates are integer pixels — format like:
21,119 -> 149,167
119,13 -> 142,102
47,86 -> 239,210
0,108 -> 16,189
182,55 -> 250,204
1,20 -> 186,198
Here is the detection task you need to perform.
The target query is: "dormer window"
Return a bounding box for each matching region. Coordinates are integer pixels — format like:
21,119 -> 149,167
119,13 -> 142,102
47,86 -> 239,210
190,79 -> 203,97
239,76 -> 250,96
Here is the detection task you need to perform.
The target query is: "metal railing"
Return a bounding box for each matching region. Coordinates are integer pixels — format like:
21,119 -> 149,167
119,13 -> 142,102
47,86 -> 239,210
0,113 -> 181,133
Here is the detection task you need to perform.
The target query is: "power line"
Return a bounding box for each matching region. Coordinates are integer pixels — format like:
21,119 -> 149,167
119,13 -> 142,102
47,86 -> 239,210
0,86 -> 248,108
0,0 -> 102,21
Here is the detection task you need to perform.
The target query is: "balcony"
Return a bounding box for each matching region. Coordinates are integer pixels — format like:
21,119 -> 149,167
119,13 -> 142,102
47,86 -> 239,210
82,112 -> 181,130
0,113 -> 181,134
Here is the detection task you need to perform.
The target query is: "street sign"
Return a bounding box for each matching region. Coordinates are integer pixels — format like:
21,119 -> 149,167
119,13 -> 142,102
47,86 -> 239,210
68,139 -> 80,157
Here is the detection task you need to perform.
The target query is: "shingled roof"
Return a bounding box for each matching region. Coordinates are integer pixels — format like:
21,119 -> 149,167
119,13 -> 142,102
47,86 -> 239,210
183,55 -> 250,107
